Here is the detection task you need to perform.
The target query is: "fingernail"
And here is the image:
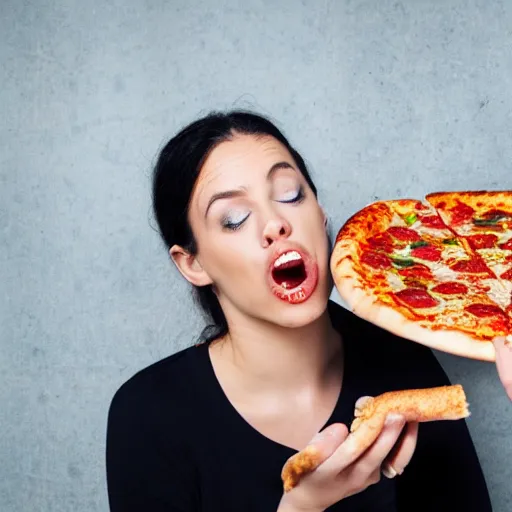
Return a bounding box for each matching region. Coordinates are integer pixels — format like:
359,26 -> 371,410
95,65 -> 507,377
382,464 -> 397,479
382,464 -> 404,479
384,413 -> 404,426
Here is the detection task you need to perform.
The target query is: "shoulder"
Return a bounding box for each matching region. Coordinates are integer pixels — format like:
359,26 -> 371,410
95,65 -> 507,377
106,347 -> 205,509
107,344 -> 206,434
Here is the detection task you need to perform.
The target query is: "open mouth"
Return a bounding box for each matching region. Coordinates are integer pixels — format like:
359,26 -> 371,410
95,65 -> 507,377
269,249 -> 318,304
271,251 -> 308,289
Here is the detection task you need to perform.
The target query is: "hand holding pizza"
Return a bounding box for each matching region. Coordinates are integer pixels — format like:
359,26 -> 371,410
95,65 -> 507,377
279,385 -> 469,503
277,414 -> 416,512
493,337 -> 512,400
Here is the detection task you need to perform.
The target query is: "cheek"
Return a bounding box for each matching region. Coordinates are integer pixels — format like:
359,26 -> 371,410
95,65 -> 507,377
203,235 -> 260,281
296,203 -> 327,236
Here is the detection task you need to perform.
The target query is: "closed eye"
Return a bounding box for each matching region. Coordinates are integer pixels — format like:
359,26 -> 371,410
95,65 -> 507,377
279,186 -> 305,204
221,212 -> 250,231
221,187 -> 304,231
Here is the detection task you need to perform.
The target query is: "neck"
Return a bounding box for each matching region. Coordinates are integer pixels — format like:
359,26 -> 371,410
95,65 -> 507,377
211,301 -> 342,393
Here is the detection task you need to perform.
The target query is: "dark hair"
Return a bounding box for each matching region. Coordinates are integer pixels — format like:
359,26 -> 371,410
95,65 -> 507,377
152,110 -> 318,343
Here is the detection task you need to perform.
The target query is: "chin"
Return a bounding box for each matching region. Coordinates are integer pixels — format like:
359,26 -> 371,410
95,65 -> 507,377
267,282 -> 331,329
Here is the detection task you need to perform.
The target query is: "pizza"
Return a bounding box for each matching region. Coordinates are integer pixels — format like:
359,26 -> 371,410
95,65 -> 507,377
330,190 -> 512,361
281,385 -> 469,492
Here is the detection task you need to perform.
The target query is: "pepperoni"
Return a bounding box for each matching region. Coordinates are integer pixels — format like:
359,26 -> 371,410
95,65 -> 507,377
410,245 -> 442,262
451,257 -> 491,274
367,233 -> 395,253
386,227 -> 422,242
398,264 -> 433,280
419,215 -> 446,229
465,304 -> 504,318
500,239 -> 512,251
431,282 -> 468,295
450,202 -> 475,225
490,318 -> 510,333
361,251 -> 392,270
500,268 -> 512,280
466,234 -> 498,250
394,288 -> 439,309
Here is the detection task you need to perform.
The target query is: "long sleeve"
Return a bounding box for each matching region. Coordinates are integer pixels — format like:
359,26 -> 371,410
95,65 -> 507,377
105,379 -> 199,512
387,339 -> 493,511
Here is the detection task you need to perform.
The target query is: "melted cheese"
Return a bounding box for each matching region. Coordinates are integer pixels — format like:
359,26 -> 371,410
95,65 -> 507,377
479,248 -> 509,265
430,264 -> 459,281
481,279 -> 512,308
393,246 -> 411,258
442,245 -> 469,260
454,223 -> 474,236
494,263 -> 512,276
477,248 -> 512,277
415,225 -> 453,238
386,271 -> 406,292
498,230 -> 512,244
390,213 -> 406,226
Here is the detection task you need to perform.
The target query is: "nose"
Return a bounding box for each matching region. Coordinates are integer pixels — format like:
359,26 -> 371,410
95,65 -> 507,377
262,216 -> 292,247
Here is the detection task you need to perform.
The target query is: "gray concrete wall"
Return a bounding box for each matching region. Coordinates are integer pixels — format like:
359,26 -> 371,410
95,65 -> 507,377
1,0 -> 511,510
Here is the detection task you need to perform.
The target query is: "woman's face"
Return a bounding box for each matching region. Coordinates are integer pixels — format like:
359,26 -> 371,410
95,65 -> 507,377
180,133 -> 332,328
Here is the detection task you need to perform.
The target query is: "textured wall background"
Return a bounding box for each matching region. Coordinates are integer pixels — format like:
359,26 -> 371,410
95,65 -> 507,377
1,0 -> 511,510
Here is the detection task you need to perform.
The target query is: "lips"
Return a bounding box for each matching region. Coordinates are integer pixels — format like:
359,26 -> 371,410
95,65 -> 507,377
268,246 -> 319,304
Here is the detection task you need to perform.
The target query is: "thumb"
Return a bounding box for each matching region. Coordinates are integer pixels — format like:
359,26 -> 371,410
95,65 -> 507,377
493,337 -> 512,401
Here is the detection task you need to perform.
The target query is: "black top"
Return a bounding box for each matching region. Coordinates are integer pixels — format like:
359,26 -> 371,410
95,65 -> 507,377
106,301 -> 492,511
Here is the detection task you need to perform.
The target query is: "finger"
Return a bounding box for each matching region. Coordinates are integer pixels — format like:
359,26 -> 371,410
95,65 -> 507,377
370,467 -> 381,485
322,412 -> 400,473
349,414 -> 406,477
343,466 -> 382,499
308,423 -> 350,459
281,423 -> 348,492
493,337 -> 512,401
382,421 -> 419,478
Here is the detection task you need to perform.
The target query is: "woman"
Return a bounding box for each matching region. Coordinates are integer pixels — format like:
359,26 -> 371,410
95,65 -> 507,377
106,111 -> 492,511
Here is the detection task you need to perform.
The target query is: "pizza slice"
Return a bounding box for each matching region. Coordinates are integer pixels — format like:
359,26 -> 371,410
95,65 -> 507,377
425,191 -> 512,237
426,191 -> 512,277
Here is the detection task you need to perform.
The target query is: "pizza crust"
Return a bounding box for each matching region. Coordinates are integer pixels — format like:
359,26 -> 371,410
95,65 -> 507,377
351,385 -> 469,431
280,445 -> 323,493
281,385 -> 469,492
331,239 -> 497,362
426,190 -> 512,211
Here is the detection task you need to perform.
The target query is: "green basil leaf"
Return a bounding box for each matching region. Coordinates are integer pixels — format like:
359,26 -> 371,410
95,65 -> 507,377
404,213 -> 417,226
410,240 -> 428,249
391,258 -> 415,268
473,218 -> 501,226
443,238 -> 459,245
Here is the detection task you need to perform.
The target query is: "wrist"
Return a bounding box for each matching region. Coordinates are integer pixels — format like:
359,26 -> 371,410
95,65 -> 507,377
277,495 -> 324,512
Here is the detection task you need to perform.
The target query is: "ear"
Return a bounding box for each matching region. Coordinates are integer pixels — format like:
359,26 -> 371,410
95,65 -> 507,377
169,245 -> 213,287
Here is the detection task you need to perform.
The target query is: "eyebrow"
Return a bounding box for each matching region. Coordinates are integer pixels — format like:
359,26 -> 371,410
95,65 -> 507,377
204,161 -> 295,218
